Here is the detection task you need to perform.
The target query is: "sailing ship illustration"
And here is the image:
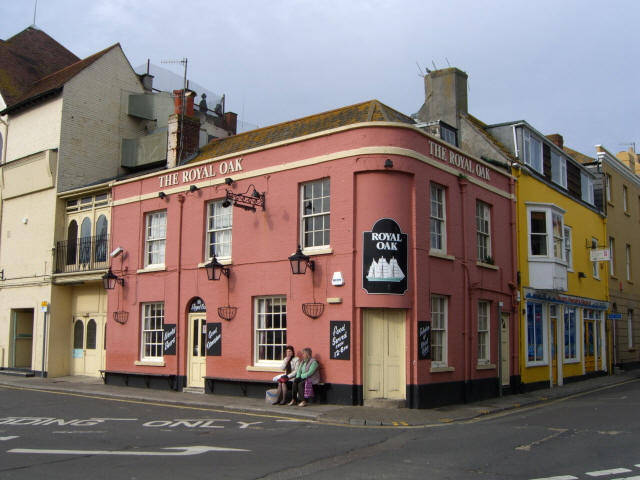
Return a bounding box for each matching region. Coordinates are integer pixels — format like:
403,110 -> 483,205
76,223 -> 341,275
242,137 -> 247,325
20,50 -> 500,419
366,256 -> 405,282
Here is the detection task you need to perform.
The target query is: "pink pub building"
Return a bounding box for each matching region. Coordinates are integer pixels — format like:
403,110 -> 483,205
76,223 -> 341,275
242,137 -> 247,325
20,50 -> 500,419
104,100 -> 519,408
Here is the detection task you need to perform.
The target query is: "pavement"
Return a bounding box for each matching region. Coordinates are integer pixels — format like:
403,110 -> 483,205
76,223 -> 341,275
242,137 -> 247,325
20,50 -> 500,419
0,369 -> 638,427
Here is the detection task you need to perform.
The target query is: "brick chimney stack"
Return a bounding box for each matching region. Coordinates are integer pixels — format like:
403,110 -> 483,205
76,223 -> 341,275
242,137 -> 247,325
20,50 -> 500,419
547,134 -> 564,149
167,89 -> 201,168
224,112 -> 238,135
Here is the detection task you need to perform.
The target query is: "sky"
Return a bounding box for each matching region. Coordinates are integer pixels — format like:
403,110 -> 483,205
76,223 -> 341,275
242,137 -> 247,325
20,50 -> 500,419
1,0 -> 638,156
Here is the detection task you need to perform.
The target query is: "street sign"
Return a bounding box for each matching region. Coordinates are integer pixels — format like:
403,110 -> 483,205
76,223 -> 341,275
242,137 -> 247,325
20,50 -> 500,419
608,313 -> 622,320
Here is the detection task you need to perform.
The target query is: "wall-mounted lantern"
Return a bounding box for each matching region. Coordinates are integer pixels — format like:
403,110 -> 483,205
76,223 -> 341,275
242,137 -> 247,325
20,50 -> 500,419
288,245 -> 314,275
102,268 -> 124,290
205,254 -> 230,281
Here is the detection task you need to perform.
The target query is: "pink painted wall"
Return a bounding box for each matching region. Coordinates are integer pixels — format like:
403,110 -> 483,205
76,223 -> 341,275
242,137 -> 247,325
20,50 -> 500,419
106,124 -> 518,390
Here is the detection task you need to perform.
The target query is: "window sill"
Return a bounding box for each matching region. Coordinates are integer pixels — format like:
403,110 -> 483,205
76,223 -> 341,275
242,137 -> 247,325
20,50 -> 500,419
134,360 -> 165,367
430,365 -> 455,373
610,275 -> 618,280
563,358 -> 580,364
624,211 -> 631,217
627,280 -> 634,285
476,261 -> 498,270
137,265 -> 166,274
525,362 -> 548,368
198,257 -> 232,268
246,365 -> 283,373
302,246 -> 333,256
476,363 -> 496,370
429,250 -> 455,261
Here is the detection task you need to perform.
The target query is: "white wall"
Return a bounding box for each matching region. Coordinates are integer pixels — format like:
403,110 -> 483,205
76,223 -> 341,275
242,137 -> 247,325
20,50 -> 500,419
4,97 -> 62,162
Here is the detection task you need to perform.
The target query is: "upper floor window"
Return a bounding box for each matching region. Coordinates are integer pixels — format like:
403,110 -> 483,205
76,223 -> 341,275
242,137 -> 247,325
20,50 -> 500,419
528,206 -> 565,261
581,171 -> 595,205
440,122 -> 458,147
523,130 -> 543,173
605,174 -> 612,203
564,307 -> 578,361
144,210 -> 167,267
626,244 -> 632,282
66,193 -> 109,212
551,150 -> 567,189
476,201 -> 492,263
430,184 -> 446,252
623,185 -> 629,213
591,238 -> 599,278
564,225 -> 573,270
206,200 -> 232,259
301,178 -> 330,249
609,237 -> 615,277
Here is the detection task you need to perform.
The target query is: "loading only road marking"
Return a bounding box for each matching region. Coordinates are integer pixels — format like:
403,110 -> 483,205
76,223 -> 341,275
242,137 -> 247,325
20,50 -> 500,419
8,445 -> 250,456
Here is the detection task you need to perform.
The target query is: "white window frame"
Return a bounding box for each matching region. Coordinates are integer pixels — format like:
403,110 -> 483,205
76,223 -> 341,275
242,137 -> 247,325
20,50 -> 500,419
628,309 -> 634,349
253,296 -> 287,367
300,178 -> 330,250
430,184 -> 446,253
592,238 -> 599,278
431,295 -> 448,367
144,210 -> 167,267
626,244 -> 632,282
526,301 -> 547,366
476,201 -> 492,263
551,150 -> 567,189
527,205 -> 565,261
609,237 -> 615,277
205,200 -> 232,260
623,185 -> 629,213
477,301 -> 490,364
523,129 -> 543,173
605,173 -> 612,203
564,225 -> 573,271
141,302 -> 164,361
581,171 -> 595,205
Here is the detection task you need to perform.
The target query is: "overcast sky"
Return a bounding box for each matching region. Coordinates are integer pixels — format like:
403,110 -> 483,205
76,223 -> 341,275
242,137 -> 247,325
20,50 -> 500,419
2,0 -> 638,156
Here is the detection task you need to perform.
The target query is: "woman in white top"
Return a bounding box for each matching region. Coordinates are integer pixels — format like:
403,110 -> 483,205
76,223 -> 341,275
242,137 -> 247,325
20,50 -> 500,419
273,345 -> 300,405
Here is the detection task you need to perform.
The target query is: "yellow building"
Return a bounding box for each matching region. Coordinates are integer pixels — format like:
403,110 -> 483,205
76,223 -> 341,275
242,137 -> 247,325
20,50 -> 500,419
483,126 -> 609,388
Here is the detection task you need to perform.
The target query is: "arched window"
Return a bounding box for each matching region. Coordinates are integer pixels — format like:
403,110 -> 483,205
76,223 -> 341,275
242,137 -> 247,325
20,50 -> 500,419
73,320 -> 84,349
95,215 -> 108,263
86,319 -> 97,349
79,217 -> 91,264
66,220 -> 78,265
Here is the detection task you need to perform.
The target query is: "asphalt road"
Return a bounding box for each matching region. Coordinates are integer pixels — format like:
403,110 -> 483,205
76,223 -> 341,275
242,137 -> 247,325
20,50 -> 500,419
0,379 -> 638,479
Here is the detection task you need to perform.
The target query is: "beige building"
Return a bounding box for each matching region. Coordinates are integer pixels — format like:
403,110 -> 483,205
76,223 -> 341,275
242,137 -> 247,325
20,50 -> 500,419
578,145 -> 640,369
0,27 -> 237,378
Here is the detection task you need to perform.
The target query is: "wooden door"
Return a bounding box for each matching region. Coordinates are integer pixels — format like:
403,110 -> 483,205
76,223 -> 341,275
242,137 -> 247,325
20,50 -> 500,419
70,317 -> 103,376
187,314 -> 206,388
363,309 -> 406,400
584,320 -> 595,372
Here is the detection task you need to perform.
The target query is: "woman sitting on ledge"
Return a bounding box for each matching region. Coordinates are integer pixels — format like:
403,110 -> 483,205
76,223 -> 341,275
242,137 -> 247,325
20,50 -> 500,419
288,347 -> 320,407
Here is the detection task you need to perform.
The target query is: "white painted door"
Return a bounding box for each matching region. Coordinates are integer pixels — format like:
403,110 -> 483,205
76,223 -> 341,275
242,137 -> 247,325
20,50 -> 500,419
71,316 -> 104,377
187,314 -> 206,388
363,309 -> 406,400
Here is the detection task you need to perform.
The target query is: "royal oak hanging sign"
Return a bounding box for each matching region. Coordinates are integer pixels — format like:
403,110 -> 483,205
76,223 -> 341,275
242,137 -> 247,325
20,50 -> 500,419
362,218 -> 408,295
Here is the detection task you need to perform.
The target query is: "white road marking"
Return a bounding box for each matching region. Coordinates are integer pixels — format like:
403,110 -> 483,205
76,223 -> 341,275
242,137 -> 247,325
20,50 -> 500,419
529,475 -> 577,480
276,419 -> 306,423
53,430 -> 107,434
90,418 -> 137,421
587,469 -> 632,476
610,476 -> 640,480
9,445 -> 250,456
516,428 -> 568,451
0,436 -> 18,441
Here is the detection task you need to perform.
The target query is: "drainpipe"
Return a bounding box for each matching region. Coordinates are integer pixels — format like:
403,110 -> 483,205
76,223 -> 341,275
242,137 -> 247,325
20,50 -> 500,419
458,175 -> 471,401
41,310 -> 47,377
175,194 -> 185,390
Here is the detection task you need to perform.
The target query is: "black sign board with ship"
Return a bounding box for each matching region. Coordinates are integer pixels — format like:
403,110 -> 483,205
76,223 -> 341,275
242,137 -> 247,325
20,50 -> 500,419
362,218 -> 408,294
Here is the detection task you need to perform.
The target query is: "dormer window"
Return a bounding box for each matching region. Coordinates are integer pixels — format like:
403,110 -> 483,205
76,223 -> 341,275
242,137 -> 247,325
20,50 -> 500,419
439,122 -> 458,147
581,171 -> 595,205
523,129 -> 543,173
551,150 -> 567,189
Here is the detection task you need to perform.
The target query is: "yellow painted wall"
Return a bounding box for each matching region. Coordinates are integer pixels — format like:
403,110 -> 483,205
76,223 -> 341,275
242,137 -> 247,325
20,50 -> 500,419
514,168 -> 608,385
